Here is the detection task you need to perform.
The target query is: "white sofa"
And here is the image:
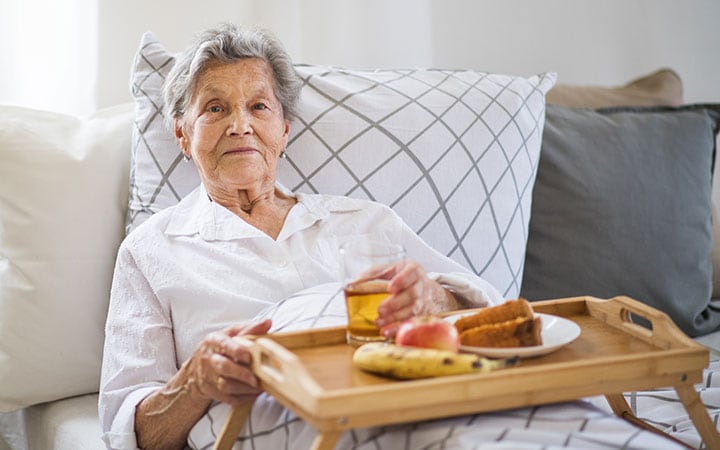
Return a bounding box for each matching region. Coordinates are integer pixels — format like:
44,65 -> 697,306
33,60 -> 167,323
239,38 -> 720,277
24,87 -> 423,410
2,31 -> 720,449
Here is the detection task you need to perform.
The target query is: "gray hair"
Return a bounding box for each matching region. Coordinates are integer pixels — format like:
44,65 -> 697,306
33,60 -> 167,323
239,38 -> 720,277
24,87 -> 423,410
163,23 -> 302,127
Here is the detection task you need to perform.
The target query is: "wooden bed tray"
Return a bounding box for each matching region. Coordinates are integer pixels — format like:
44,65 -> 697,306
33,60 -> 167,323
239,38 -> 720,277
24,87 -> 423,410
214,296 -> 719,450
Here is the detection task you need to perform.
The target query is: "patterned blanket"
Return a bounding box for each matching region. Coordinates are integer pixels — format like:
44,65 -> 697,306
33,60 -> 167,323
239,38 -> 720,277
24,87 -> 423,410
187,284 -> 718,449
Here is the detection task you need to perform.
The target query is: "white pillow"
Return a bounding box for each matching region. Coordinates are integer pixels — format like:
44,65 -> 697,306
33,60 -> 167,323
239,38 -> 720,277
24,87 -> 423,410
127,31 -> 556,299
0,103 -> 133,411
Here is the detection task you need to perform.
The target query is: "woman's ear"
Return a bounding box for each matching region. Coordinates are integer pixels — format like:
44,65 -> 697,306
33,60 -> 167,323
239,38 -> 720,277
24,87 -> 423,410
281,119 -> 291,146
174,118 -> 190,157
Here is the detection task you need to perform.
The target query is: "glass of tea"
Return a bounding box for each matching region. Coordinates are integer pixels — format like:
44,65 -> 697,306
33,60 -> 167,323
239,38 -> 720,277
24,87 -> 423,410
339,239 -> 406,346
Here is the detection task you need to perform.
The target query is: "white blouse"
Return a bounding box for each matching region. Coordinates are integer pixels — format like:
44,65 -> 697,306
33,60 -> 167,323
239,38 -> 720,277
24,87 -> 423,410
99,183 -> 502,449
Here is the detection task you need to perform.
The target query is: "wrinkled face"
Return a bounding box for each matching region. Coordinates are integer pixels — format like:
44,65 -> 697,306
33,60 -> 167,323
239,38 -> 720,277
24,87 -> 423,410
175,58 -> 290,194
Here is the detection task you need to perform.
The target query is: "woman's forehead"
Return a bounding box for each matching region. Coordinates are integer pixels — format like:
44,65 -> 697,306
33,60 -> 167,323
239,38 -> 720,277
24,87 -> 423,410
194,59 -> 276,97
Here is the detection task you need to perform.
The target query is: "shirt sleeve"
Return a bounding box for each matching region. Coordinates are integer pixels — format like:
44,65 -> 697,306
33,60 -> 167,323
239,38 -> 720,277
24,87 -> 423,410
98,242 -> 178,450
387,206 -> 504,307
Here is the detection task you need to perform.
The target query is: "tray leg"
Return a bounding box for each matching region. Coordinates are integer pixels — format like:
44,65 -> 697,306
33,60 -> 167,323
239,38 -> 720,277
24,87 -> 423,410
213,399 -> 256,450
604,393 -> 693,449
604,392 -> 632,417
310,430 -> 341,450
675,384 -> 720,449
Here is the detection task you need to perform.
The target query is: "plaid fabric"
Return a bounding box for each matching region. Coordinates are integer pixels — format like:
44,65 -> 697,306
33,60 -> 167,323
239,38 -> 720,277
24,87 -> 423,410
127,31 -> 555,298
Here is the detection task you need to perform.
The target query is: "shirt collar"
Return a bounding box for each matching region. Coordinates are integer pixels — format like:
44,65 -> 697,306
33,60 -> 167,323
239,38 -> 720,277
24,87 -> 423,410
164,183 -> 247,240
164,182 -> 364,241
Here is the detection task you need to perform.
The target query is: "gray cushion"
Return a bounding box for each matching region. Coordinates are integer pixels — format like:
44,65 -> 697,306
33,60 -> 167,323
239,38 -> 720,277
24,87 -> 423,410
521,104 -> 720,337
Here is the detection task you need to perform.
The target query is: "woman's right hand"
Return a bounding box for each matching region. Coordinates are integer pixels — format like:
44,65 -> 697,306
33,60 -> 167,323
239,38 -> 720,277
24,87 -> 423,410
135,319 -> 272,450
181,318 -> 272,405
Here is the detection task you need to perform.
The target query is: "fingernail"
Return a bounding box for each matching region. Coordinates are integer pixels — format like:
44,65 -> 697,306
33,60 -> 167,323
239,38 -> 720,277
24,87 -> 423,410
379,321 -> 400,339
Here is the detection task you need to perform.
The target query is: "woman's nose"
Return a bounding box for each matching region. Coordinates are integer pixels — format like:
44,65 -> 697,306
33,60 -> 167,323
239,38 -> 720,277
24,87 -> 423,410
226,109 -> 252,135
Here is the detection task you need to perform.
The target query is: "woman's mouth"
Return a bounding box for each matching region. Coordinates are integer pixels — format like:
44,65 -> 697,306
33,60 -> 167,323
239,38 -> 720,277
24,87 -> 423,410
223,147 -> 257,156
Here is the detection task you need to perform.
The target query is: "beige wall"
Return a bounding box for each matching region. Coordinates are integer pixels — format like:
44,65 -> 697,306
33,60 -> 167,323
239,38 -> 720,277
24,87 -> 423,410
97,0 -> 719,109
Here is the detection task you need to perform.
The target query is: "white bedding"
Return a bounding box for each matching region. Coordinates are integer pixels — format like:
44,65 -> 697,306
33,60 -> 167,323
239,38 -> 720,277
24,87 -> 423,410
190,398 -> 685,449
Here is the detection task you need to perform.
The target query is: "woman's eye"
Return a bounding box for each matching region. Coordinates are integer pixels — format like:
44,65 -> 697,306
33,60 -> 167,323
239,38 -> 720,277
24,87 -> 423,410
253,103 -> 268,111
208,105 -> 222,113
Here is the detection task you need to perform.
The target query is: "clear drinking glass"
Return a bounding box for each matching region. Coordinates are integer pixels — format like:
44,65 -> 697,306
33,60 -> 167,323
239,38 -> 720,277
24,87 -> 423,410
339,239 -> 406,346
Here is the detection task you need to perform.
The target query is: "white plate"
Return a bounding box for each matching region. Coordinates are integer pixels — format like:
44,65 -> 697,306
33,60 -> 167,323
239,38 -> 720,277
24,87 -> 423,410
444,312 -> 581,358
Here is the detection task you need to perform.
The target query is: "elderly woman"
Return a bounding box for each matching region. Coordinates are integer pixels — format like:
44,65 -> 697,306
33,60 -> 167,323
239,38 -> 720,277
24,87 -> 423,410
99,23 -> 501,450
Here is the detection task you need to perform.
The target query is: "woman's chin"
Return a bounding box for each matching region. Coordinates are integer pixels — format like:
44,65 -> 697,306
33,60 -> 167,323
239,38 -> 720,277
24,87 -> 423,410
217,168 -> 273,190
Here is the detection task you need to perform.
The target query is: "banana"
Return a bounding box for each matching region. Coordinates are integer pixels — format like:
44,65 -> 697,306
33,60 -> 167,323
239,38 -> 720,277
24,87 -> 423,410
352,342 -> 517,379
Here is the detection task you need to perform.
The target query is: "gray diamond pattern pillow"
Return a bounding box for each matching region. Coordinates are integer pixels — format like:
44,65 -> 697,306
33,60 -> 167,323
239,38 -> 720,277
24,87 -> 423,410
128,31 -> 556,298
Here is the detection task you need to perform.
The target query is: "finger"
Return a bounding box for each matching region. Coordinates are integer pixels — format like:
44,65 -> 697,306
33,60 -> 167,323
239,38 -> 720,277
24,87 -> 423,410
216,374 -> 228,392
376,302 -> 415,327
214,323 -> 270,366
221,372 -> 263,395
377,289 -> 414,319
205,357 -> 262,405
394,263 -> 436,307
377,291 -> 417,326
244,318 -> 272,335
378,281 -> 441,328
189,336 -> 253,400
200,335 -> 251,367
379,321 -> 401,339
222,341 -> 255,366
212,356 -> 262,392
388,261 -> 423,294
378,272 -> 427,315
214,374 -> 263,405
224,319 -> 272,338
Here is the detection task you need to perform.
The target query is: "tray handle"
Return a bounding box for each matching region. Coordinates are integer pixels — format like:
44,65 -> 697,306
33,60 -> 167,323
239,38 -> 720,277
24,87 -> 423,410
235,336 -> 321,397
215,336 -> 318,450
585,295 -> 695,349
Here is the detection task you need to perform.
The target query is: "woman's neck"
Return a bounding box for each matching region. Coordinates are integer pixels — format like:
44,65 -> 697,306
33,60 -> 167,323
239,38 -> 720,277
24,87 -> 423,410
208,184 -> 297,239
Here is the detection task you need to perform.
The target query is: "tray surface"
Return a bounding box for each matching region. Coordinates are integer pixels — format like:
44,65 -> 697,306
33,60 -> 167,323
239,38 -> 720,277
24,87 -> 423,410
249,296 -> 708,424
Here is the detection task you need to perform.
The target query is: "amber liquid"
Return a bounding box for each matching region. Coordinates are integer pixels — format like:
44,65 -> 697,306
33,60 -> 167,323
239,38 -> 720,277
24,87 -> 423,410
344,280 -> 390,344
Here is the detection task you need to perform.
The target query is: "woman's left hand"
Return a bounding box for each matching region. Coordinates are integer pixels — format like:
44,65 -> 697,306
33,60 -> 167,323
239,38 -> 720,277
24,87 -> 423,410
374,259 -> 457,331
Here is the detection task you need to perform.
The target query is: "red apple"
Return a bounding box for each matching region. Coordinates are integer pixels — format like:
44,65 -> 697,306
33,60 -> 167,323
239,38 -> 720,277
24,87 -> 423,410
395,316 -> 460,352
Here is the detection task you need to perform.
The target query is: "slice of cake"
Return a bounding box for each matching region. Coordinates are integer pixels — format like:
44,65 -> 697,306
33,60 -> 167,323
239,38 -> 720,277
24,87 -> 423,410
454,299 -> 543,348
